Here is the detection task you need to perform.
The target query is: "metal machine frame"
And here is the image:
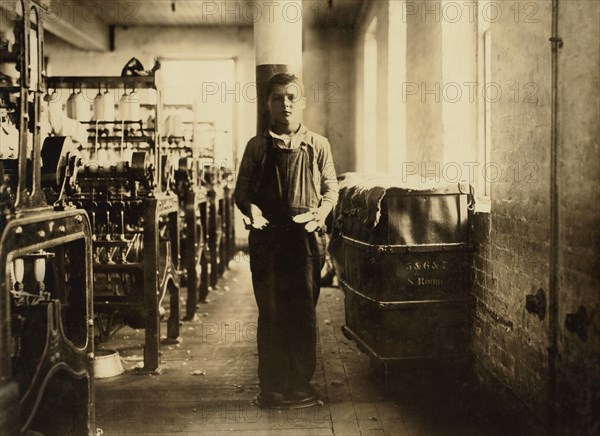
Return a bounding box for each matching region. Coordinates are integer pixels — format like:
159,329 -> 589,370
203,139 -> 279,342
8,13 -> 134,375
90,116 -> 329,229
46,74 -> 181,371
1,1 -> 95,434
164,108 -> 210,320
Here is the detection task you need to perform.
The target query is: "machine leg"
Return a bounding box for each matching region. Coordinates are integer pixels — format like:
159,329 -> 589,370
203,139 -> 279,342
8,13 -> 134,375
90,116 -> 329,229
184,203 -> 199,320
199,250 -> 209,301
143,201 -> 160,372
167,281 -> 180,340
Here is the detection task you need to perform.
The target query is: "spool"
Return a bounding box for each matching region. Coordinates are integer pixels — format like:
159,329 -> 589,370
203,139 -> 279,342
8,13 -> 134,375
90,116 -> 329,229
93,90 -> 114,122
102,90 -> 115,122
73,91 -> 91,121
117,92 -> 130,121
128,91 -> 140,121
164,115 -> 173,138
66,90 -> 77,119
93,91 -> 104,121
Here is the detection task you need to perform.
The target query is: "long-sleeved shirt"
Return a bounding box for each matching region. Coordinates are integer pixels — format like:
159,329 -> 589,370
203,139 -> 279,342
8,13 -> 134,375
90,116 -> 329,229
234,125 -> 338,217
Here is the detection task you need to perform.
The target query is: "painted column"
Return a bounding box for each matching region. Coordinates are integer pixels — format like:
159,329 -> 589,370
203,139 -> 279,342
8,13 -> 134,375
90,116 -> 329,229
254,0 -> 303,133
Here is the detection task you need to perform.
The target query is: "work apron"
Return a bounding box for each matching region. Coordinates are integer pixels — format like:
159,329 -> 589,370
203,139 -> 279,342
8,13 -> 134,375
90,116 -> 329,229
249,138 -> 325,393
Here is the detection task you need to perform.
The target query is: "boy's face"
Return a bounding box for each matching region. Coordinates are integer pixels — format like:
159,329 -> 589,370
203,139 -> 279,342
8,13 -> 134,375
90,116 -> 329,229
267,83 -> 306,127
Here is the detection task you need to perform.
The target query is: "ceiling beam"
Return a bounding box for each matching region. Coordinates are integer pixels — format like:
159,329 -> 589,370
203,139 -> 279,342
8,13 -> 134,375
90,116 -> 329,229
25,0 -> 110,51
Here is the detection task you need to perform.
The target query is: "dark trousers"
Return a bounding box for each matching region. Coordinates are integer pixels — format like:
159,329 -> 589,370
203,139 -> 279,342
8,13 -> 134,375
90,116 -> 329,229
249,225 -> 325,392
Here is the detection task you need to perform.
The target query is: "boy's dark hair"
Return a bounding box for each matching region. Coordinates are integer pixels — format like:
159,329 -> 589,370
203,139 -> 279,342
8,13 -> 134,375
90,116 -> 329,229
266,73 -> 304,99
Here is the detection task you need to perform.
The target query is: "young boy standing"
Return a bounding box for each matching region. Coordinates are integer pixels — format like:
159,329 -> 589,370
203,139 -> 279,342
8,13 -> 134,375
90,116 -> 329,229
234,73 -> 338,408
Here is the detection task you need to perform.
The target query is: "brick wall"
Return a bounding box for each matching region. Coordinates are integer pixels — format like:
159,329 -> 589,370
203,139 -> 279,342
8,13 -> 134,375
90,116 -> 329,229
471,0 -> 553,425
471,0 -> 600,433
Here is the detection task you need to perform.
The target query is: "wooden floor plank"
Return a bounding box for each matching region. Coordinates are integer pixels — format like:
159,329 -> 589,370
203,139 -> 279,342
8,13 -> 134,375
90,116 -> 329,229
94,257 -> 493,436
96,260 -> 334,436
317,296 -> 362,436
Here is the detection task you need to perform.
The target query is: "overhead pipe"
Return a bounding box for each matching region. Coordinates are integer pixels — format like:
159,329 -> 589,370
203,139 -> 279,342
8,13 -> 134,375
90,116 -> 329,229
548,0 -> 563,432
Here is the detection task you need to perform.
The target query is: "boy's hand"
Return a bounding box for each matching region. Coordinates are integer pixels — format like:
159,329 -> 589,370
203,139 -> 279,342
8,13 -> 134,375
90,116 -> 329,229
313,203 -> 333,228
292,211 -> 314,224
292,204 -> 333,233
249,204 -> 269,230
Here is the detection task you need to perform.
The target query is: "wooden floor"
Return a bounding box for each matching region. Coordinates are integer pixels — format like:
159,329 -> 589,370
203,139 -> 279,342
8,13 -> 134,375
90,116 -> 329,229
95,255 -> 498,436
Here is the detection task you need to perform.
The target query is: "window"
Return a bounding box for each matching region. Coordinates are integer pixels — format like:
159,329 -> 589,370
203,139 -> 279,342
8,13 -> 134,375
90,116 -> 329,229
441,1 -> 477,170
476,1 -> 492,211
387,1 -> 407,172
160,59 -> 235,167
362,17 -> 378,173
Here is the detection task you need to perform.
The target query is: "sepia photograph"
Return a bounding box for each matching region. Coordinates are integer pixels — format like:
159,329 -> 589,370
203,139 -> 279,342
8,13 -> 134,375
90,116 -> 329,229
0,0 -> 598,435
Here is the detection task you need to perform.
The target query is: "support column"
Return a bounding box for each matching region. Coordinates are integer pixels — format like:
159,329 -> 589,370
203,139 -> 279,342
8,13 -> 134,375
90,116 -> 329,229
405,2 -> 444,168
254,0 -> 303,134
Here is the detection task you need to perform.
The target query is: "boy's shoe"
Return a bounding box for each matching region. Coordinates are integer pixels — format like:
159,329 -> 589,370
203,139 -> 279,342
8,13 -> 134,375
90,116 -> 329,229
284,385 -> 320,408
253,391 -> 286,408
253,388 -> 321,409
